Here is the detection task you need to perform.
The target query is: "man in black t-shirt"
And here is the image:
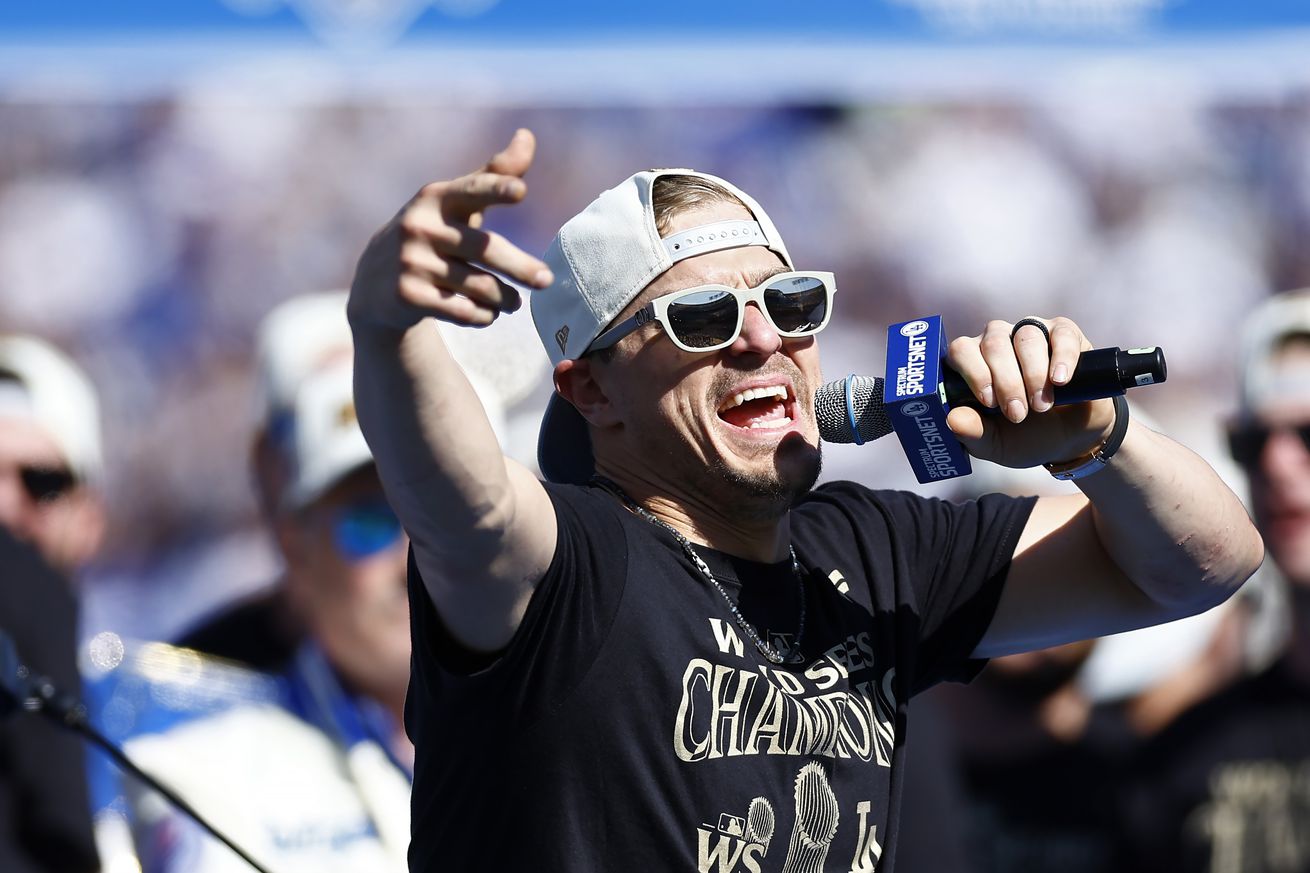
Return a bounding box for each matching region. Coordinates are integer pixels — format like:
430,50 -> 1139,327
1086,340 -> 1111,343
1121,290 -> 1310,873
348,129 -> 1263,872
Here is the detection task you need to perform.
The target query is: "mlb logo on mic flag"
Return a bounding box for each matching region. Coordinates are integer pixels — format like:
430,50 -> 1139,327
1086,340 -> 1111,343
884,315 -> 971,484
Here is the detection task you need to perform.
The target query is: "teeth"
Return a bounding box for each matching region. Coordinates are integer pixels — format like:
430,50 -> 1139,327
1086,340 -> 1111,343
720,384 -> 790,412
747,417 -> 793,430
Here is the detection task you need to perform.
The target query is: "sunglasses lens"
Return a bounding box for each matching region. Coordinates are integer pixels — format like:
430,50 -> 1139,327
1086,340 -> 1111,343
1227,426 -> 1267,465
332,501 -> 403,560
1228,423 -> 1310,464
664,275 -> 832,350
764,275 -> 830,334
20,467 -> 76,502
666,289 -> 741,349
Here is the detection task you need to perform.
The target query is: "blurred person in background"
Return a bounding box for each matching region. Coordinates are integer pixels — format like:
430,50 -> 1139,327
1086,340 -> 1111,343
90,287 -> 532,873
175,290 -> 522,672
176,290 -> 356,669
904,640 -> 1129,873
98,355 -> 415,873
90,290 -> 481,871
0,335 -> 103,873
899,431 -> 1278,873
896,461 -> 1135,873
0,335 -> 106,576
1121,289 -> 1310,873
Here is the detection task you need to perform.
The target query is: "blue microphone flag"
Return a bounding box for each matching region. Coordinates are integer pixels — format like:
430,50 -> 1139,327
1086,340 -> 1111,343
884,316 -> 971,484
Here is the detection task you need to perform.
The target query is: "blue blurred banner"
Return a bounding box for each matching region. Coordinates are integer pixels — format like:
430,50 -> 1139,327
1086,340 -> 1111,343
5,0 -> 1309,43
3,0 -> 1310,101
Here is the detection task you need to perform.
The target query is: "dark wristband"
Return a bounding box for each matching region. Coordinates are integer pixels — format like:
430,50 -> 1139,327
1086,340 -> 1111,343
1043,394 -> 1131,481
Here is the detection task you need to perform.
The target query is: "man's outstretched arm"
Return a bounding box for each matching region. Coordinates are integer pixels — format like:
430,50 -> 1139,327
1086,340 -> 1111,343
349,129 -> 558,653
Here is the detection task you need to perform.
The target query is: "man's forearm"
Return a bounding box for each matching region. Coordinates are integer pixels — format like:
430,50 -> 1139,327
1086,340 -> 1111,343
352,319 -> 515,548
1078,420 -> 1265,610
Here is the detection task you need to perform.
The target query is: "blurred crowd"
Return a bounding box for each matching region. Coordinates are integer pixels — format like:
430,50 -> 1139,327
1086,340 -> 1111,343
3,79 -> 1310,872
3,90 -> 1310,628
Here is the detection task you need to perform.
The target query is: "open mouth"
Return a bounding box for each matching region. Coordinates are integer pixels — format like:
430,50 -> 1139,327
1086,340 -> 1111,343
717,384 -> 794,431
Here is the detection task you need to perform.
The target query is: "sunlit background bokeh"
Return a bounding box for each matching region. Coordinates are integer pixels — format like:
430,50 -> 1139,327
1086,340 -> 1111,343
4,0 -> 1310,641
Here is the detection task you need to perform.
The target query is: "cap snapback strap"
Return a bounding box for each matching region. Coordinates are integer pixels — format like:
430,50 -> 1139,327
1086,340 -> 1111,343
662,219 -> 769,264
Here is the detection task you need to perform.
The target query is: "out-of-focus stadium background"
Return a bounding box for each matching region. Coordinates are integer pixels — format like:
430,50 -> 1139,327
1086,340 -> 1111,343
4,0 -> 1310,643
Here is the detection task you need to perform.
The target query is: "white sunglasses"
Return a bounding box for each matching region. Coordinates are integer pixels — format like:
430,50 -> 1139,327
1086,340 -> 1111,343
588,270 -> 836,355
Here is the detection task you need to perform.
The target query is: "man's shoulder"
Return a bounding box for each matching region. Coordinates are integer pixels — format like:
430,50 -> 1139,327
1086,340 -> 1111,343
791,481 -> 913,552
124,695 -> 327,760
541,479 -> 628,514
540,479 -> 650,541
796,479 -> 935,516
174,587 -> 300,671
799,480 -> 1036,516
88,640 -> 286,741
793,481 -> 1036,554
119,688 -> 409,869
1149,657 -> 1310,748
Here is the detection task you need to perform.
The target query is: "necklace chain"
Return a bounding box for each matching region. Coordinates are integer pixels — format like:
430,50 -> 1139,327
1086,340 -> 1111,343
591,476 -> 806,666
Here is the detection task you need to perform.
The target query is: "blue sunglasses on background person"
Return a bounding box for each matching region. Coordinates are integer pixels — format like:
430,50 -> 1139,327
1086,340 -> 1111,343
329,498 -> 405,561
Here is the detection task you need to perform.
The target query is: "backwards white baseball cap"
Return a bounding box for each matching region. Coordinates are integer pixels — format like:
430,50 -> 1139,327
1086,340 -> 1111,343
0,335 -> 102,483
1237,288 -> 1310,414
529,168 -> 793,485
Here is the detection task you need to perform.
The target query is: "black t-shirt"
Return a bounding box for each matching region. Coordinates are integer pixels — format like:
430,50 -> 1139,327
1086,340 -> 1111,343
406,480 -> 1034,872
174,586 -> 301,671
946,699 -> 1134,873
1120,656 -> 1310,873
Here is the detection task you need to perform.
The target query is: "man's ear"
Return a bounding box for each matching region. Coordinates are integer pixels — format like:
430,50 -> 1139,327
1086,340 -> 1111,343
554,358 -> 622,427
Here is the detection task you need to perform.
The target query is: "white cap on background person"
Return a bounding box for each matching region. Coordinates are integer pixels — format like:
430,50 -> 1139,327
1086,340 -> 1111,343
284,361 -> 373,510
0,334 -> 102,482
284,357 -> 508,511
0,333 -> 106,574
1237,288 -> 1310,413
253,290 -> 354,440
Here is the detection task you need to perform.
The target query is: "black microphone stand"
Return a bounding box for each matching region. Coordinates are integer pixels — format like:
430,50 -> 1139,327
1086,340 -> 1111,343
0,631 -> 276,873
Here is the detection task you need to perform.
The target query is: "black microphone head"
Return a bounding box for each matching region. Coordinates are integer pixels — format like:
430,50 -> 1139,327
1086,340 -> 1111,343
815,375 -> 893,444
1116,346 -> 1167,389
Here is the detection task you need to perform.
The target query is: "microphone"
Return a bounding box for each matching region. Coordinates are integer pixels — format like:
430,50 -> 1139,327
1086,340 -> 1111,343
818,346 -> 1166,443
814,315 -> 1167,483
